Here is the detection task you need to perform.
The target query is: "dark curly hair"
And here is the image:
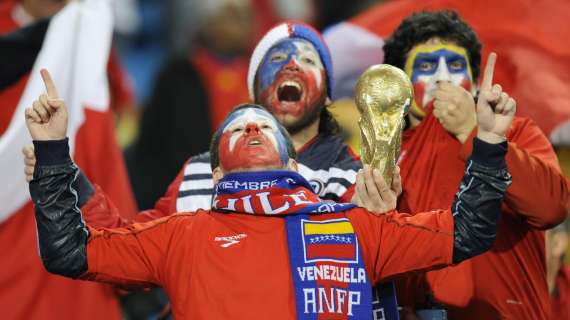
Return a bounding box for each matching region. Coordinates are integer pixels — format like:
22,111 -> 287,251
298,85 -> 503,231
383,10 -> 482,81
209,104 -> 297,169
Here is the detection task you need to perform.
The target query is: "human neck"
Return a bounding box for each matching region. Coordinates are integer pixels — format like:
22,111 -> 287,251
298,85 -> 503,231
291,118 -> 320,151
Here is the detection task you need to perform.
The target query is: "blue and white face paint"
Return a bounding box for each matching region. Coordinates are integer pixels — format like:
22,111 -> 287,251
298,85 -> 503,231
217,107 -> 290,171
404,43 -> 475,117
256,38 -> 326,129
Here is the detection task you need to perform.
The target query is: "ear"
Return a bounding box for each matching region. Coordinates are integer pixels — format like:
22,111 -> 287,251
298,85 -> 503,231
287,159 -> 298,172
212,167 -> 225,184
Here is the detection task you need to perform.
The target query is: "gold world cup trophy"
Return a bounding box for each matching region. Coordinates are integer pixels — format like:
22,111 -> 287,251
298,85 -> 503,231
355,64 -> 413,185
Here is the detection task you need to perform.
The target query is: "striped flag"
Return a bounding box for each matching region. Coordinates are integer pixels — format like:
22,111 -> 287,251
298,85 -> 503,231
0,0 -> 113,223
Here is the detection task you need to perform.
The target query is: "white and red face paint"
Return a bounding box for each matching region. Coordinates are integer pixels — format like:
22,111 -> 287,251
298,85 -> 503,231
217,108 -> 290,172
256,38 -> 326,126
404,44 -> 475,118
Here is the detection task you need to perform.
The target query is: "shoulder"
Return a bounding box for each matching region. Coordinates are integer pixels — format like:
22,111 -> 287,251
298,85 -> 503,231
300,135 -> 361,170
183,152 -> 212,175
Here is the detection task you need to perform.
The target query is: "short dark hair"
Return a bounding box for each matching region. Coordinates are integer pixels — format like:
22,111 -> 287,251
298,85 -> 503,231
209,104 -> 297,169
383,10 -> 482,81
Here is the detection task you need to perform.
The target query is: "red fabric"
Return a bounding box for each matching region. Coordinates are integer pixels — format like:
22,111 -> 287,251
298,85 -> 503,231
0,4 -> 137,318
551,266 -> 570,320
191,49 -> 250,130
396,113 -> 569,319
82,207 -> 453,319
351,0 -> 570,140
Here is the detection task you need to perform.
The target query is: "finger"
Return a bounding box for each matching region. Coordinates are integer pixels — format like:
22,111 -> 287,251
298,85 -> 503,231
24,156 -> 36,166
495,92 -> 509,114
25,107 -> 42,124
25,174 -> 33,183
373,169 -> 393,201
22,144 -> 35,158
481,52 -> 497,91
355,169 -> 370,205
503,97 -> 516,115
364,166 -> 383,207
40,69 -> 60,99
351,191 -> 361,207
47,97 -> 65,109
373,169 -> 396,210
434,90 -> 455,102
25,166 -> 34,177
33,100 -> 49,123
39,94 -> 57,113
392,166 -> 402,196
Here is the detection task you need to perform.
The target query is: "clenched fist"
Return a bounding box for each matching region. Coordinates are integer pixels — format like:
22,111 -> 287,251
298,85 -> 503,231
25,69 -> 68,141
433,82 -> 477,143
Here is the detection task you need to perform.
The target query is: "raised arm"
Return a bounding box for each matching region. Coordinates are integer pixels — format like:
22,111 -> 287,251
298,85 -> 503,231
25,70 -> 178,284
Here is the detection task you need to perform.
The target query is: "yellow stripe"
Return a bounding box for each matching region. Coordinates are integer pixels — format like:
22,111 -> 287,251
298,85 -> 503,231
304,222 -> 354,235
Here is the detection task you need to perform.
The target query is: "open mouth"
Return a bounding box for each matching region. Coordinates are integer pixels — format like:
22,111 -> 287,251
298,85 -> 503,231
277,80 -> 303,102
248,139 -> 262,146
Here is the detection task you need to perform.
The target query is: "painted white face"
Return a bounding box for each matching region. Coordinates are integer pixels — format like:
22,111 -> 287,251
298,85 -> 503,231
218,107 -> 290,171
404,43 -> 475,118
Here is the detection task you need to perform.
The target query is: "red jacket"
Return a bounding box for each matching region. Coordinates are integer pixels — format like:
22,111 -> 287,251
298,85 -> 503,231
397,115 -> 569,319
83,208 -> 454,319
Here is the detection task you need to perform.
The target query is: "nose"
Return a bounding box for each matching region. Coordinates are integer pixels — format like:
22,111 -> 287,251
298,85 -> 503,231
283,58 -> 300,72
434,56 -> 451,83
244,123 -> 261,135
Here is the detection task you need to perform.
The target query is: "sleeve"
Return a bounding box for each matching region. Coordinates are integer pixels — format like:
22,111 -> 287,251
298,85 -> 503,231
82,216 -> 183,287
79,159 -> 188,228
29,139 -> 180,286
348,208 -> 455,284
460,118 -> 570,228
349,138 -> 511,283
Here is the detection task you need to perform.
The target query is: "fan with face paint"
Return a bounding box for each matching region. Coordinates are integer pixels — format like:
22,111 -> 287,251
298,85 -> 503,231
255,38 -> 327,134
216,107 -> 291,172
404,42 -> 476,118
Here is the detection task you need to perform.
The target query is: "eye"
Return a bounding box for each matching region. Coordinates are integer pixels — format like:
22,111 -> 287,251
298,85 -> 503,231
302,57 -> 315,65
232,127 -> 244,134
418,61 -> 435,72
448,60 -> 465,70
261,124 -> 273,130
270,53 -> 287,63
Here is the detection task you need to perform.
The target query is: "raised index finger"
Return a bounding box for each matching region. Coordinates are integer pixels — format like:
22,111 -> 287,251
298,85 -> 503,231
40,69 -> 59,98
480,52 -> 497,91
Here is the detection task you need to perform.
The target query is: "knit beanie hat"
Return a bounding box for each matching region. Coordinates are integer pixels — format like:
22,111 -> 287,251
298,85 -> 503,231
247,21 -> 334,100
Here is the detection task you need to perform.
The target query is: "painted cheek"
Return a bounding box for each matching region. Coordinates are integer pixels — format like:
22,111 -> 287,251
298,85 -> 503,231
306,68 -> 325,100
258,63 -> 282,93
219,131 -> 284,171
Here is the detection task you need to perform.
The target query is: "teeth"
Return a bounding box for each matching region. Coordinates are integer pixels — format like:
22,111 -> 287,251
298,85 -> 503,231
279,80 -> 301,90
249,140 -> 261,145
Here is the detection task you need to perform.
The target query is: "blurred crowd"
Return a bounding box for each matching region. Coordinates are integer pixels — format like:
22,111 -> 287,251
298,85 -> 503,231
1,0 -> 569,319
